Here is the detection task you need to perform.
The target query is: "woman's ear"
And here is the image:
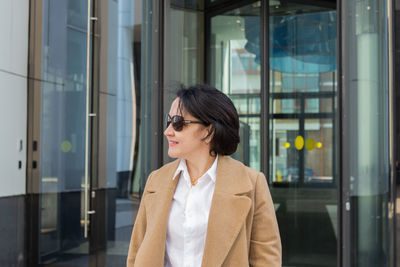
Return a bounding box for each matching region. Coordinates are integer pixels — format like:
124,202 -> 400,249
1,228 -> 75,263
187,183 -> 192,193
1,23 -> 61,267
203,125 -> 214,144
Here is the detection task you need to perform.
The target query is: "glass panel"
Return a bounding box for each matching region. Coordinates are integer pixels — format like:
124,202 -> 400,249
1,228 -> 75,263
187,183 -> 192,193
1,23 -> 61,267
165,9 -> 203,86
270,119 -> 300,183
163,2 -> 205,163
210,2 -> 261,170
342,0 -> 391,266
165,0 -> 205,88
269,1 -> 338,266
103,0 -> 141,266
39,0 -> 89,265
304,119 -> 333,184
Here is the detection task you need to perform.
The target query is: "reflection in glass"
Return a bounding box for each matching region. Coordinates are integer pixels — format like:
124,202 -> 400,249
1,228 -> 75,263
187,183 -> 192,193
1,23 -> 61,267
304,119 -> 333,183
269,1 -> 338,266
270,119 -> 299,183
165,7 -> 204,87
103,0 -> 141,266
39,0 -> 89,265
210,2 -> 261,170
163,3 -> 205,164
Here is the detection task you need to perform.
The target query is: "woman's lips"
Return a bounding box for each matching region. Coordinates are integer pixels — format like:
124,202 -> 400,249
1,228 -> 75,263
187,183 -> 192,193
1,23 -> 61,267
168,140 -> 178,146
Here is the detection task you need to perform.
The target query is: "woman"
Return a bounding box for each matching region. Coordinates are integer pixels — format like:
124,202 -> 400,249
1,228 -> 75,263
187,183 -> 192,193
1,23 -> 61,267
127,84 -> 281,267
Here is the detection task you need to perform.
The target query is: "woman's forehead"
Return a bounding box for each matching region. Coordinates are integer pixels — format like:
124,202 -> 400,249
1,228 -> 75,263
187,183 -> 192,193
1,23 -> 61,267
169,98 -> 187,116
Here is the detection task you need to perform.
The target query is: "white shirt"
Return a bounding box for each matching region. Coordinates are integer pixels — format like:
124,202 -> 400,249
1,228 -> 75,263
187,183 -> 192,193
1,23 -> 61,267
164,155 -> 218,267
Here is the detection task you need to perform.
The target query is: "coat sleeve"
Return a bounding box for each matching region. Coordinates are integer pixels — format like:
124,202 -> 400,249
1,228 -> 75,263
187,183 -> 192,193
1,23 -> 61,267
249,172 -> 282,267
126,172 -> 154,267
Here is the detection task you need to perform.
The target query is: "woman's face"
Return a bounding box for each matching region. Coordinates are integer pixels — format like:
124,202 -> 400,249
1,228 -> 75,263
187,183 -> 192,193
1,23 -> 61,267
164,98 -> 210,160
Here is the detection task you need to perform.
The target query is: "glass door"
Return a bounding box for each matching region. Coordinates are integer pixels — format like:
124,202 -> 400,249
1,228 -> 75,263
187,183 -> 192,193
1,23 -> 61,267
208,1 -> 338,266
38,0 -> 94,265
209,1 -> 262,171
98,0 -> 142,266
269,2 -> 338,266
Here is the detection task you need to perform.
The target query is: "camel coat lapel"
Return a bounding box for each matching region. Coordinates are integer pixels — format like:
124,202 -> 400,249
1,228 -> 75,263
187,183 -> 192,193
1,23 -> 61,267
136,160 -> 181,266
201,156 -> 253,267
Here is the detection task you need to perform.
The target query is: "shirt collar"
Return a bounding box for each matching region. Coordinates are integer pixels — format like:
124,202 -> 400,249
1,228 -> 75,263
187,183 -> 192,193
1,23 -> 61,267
173,155 -> 219,183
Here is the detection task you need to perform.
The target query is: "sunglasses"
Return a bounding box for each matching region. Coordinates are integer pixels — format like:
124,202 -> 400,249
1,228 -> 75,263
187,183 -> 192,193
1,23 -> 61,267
165,114 -> 206,131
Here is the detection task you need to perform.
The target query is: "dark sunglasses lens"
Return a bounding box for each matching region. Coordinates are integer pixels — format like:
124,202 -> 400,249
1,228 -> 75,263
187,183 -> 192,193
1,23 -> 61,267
165,114 -> 172,128
172,116 -> 184,131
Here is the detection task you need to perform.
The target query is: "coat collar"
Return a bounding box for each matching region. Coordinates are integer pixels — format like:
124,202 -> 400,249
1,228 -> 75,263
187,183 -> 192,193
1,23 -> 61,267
172,155 -> 219,186
146,155 -> 252,194
143,156 -> 253,267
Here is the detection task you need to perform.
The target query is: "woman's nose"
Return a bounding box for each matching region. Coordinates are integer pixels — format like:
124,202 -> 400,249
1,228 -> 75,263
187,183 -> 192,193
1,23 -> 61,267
164,124 -> 174,137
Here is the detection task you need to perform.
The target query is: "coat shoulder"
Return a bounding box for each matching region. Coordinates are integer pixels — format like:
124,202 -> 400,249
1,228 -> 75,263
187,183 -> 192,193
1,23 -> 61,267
151,159 -> 180,176
221,156 -> 264,187
144,159 -> 180,190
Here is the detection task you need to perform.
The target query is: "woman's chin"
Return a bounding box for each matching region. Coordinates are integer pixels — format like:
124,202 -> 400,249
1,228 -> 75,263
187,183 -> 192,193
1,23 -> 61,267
167,149 -> 179,159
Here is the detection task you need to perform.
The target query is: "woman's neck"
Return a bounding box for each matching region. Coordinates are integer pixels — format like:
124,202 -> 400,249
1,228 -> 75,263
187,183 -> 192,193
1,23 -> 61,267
185,153 -> 216,179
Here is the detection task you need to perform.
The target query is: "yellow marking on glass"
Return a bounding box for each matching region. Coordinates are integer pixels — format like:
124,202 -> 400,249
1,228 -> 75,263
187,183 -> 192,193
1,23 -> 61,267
316,142 -> 323,148
276,170 -> 282,182
295,136 -> 304,150
283,142 -> 290,148
305,138 -> 315,150
61,141 -> 72,152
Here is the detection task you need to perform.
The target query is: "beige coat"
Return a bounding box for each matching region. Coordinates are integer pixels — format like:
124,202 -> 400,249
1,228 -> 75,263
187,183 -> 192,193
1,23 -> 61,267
127,156 -> 281,267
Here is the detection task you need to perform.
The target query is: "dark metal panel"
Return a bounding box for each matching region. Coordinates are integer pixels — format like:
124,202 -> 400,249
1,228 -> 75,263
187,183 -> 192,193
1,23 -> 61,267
140,0 -> 165,191
152,0 -> 164,170
206,0 -> 336,11
26,0 -> 43,196
271,113 -> 334,119
90,0 -> 100,190
271,92 -> 336,99
261,0 -> 269,175
26,0 -> 44,265
0,195 -> 26,266
205,0 -> 258,17
25,194 -> 39,267
206,0 -> 252,11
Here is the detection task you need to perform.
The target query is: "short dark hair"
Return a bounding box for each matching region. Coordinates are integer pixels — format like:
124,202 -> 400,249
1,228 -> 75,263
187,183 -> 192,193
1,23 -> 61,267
176,84 -> 240,156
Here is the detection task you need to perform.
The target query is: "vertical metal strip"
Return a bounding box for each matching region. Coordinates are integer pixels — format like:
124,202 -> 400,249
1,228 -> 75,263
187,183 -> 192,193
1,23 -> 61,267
339,0 -> 352,265
386,0 -> 396,265
84,0 -> 91,239
336,2 -> 343,266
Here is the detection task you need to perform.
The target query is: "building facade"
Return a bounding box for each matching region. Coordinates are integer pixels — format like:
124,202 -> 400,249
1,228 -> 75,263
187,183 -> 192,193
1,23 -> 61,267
0,0 -> 399,266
